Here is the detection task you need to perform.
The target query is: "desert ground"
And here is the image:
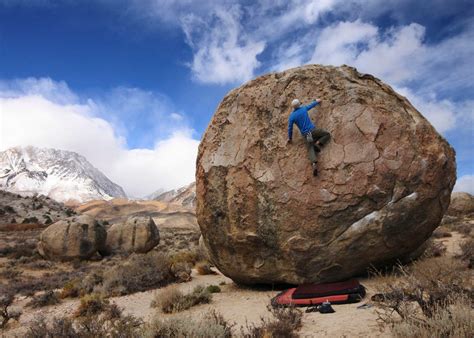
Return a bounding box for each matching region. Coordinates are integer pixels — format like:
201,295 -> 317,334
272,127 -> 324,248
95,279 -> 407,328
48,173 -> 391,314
1,198 -> 472,337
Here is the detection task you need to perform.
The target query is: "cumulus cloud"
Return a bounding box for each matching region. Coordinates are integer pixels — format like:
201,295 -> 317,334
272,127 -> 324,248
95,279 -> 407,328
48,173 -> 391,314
0,78 -> 199,197
181,6 -> 265,84
454,175 -> 474,195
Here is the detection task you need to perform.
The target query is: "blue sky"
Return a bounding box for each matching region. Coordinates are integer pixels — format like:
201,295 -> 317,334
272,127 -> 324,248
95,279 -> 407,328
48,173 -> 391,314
0,0 -> 473,196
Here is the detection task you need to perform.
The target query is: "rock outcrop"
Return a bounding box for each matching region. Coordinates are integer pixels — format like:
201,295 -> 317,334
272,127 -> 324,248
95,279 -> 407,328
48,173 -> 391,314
38,215 -> 106,260
196,64 -> 456,285
447,192 -> 474,217
104,216 -> 160,254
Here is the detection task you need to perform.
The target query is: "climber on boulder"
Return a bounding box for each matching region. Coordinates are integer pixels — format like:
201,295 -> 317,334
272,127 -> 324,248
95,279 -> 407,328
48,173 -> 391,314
287,98 -> 331,176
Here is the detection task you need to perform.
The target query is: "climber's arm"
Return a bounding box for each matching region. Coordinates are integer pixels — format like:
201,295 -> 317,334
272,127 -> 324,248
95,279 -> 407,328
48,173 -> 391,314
305,99 -> 321,110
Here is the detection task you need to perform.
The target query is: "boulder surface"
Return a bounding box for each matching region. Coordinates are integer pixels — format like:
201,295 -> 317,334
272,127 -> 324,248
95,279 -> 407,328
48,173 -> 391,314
105,216 -> 160,254
196,65 -> 456,285
38,214 -> 106,260
447,192 -> 474,216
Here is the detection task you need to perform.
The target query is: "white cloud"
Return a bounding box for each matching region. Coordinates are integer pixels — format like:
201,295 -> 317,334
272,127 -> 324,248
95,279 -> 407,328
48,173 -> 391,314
181,7 -> 265,84
454,175 -> 474,195
0,78 -> 199,197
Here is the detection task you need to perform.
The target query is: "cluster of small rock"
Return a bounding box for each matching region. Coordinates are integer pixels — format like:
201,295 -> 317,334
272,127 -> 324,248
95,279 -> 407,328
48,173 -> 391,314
37,215 -> 160,261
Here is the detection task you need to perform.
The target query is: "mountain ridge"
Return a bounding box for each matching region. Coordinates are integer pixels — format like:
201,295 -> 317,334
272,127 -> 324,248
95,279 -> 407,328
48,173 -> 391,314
0,146 -> 126,203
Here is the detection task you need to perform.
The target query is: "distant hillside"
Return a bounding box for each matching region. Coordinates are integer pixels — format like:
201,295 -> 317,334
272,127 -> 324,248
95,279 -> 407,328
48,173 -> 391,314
0,146 -> 126,203
0,189 -> 76,226
152,182 -> 196,208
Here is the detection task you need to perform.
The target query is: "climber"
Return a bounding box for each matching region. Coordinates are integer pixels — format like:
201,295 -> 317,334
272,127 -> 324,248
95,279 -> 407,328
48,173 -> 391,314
287,98 -> 331,176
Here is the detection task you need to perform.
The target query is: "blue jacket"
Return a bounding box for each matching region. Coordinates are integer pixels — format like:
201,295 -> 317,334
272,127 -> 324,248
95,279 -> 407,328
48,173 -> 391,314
288,101 -> 319,140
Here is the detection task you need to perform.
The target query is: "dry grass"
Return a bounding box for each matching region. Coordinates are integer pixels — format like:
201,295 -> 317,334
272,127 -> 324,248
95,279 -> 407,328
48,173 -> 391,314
142,309 -> 232,338
26,303 -> 142,337
373,256 -> 473,337
74,293 -> 109,318
26,291 -> 60,308
195,260 -> 215,275
99,252 -> 187,296
0,292 -> 21,329
243,305 -> 303,338
422,239 -> 447,258
457,237 -> 473,268
153,285 -> 212,313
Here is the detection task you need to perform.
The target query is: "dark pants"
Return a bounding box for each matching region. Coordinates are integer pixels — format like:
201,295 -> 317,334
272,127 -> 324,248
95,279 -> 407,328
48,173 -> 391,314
305,128 -> 331,163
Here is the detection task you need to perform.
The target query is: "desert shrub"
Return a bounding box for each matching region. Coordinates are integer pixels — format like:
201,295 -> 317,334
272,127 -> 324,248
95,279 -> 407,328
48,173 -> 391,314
26,304 -> 142,338
0,292 -> 22,329
27,291 -> 60,308
391,295 -> 473,338
169,250 -> 199,266
142,309 -> 232,338
154,285 -> 212,313
206,285 -> 221,293
373,257 -> 473,336
74,293 -> 109,318
196,260 -> 214,275
243,305 -> 303,338
60,280 -> 81,299
444,221 -> 472,236
100,252 -> 182,296
457,238 -> 473,268
422,240 -> 446,258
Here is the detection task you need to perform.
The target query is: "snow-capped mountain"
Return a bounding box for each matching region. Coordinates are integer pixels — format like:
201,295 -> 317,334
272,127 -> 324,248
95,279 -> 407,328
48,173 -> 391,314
152,182 -> 196,208
0,146 -> 126,203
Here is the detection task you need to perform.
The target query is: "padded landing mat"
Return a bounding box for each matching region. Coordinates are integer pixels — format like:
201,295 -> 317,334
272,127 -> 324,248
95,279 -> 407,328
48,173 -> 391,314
293,279 -> 363,299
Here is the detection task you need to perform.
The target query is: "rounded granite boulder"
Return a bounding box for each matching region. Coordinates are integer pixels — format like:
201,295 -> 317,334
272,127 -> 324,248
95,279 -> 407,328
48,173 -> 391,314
196,64 -> 456,285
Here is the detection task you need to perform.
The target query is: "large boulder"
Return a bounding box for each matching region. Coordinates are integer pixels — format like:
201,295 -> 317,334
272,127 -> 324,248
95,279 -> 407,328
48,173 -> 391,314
196,65 -> 456,285
447,192 -> 474,216
104,216 -> 160,254
38,215 -> 106,260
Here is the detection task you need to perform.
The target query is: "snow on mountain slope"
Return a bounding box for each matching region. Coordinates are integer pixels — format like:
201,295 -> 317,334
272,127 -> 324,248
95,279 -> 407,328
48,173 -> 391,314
0,146 -> 126,203
152,182 -> 196,208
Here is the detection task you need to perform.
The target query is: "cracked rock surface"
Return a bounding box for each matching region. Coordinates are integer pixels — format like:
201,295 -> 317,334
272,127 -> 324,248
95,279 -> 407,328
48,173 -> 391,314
196,64 -> 456,285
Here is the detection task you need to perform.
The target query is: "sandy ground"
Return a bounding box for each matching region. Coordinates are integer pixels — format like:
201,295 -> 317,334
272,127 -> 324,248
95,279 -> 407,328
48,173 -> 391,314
3,230 -> 466,337
5,269 -> 389,337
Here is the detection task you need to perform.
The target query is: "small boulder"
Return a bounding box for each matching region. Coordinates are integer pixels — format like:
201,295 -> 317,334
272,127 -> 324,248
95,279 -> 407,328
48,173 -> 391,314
447,192 -> 474,217
38,215 -> 106,260
105,216 -> 160,254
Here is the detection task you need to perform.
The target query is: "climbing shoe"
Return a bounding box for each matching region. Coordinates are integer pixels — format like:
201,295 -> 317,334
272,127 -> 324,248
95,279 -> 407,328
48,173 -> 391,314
312,162 -> 318,176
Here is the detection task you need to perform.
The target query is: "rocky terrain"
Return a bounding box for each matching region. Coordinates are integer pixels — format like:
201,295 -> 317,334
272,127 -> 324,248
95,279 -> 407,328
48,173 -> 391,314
0,190 -> 75,228
0,146 -> 126,203
197,64 -> 456,285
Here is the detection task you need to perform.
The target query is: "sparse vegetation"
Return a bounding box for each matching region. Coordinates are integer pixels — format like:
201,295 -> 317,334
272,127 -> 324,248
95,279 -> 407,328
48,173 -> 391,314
74,293 -> 109,317
142,310 -> 232,338
0,292 -> 21,329
373,257 -> 473,337
153,285 -> 212,313
206,284 -> 221,293
243,305 -> 303,338
422,239 -> 446,258
26,304 -> 142,337
26,291 -> 60,308
99,252 -> 187,296
196,260 -> 214,275
457,237 -> 473,268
